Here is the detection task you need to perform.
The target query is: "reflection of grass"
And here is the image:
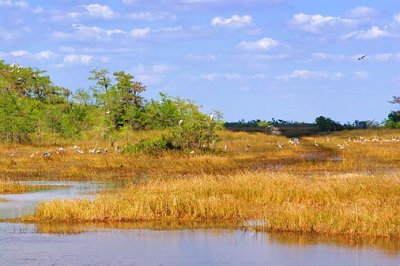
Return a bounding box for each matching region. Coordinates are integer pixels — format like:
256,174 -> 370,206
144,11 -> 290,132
22,172 -> 400,238
0,181 -> 58,194
0,198 -> 8,202
268,232 -> 400,256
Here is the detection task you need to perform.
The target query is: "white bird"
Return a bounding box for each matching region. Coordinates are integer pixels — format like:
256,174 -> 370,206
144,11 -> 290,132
178,119 -> 183,126
278,141 -> 284,149
314,140 -> 319,147
43,152 -> 51,158
337,144 -> 345,150
190,150 -> 195,155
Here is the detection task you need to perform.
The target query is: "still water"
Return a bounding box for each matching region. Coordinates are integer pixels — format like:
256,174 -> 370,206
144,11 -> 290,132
0,182 -> 399,265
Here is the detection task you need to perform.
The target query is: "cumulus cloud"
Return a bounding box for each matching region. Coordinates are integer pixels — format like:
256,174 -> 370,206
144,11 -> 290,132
211,14 -> 252,28
343,26 -> 390,39
238,37 -> 279,50
277,69 -> 343,80
290,13 -> 355,33
81,4 -> 116,20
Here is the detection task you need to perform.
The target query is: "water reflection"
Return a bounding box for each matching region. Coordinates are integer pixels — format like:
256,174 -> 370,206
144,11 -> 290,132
0,181 -> 123,219
1,222 -> 399,266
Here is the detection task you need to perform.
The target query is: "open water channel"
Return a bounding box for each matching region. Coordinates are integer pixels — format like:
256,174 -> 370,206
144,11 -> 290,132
1,181 -> 399,265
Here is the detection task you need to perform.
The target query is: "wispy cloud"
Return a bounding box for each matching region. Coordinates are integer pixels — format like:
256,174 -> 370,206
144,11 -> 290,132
343,26 -> 390,40
290,13 -> 355,33
346,6 -> 378,18
311,52 -> 345,61
211,15 -> 252,28
53,24 -> 125,41
277,69 -> 343,80
127,11 -> 176,21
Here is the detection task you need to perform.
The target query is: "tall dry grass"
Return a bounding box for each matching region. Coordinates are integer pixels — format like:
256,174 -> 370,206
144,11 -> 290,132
0,180 -> 55,194
1,129 -> 399,181
22,172 -> 400,238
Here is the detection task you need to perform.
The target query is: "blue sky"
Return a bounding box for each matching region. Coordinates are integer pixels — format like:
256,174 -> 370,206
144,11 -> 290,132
1,0 -> 399,122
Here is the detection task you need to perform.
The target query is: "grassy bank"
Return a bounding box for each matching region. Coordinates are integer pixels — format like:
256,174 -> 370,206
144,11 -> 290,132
0,180 -> 56,194
21,172 -> 400,238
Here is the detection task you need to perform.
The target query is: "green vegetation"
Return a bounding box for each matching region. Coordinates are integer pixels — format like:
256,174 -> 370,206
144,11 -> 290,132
0,61 -> 221,149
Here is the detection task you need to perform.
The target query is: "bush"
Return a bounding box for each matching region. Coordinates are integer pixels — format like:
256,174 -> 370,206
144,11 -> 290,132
123,137 -> 173,155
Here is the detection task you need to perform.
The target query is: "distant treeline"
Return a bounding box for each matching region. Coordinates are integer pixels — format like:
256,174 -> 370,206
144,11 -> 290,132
225,117 -> 382,132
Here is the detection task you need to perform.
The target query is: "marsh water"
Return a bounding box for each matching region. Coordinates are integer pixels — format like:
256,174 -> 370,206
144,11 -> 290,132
1,182 -> 400,265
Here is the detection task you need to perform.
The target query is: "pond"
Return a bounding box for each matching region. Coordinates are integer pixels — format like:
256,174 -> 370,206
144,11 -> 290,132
0,181 -> 399,265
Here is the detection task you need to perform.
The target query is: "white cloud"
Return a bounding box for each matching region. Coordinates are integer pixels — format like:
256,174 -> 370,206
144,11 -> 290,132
238,37 -> 280,50
290,13 -> 355,33
10,50 -> 29,57
62,54 -> 93,65
33,51 -> 57,60
129,26 -> 182,38
153,26 -> 182,33
374,53 -> 393,62
343,26 -> 390,39
130,27 -> 151,38
201,73 -> 218,81
395,14 -> 400,24
1,50 -> 57,60
0,0 -> 28,8
211,14 -> 252,28
277,69 -> 343,80
127,11 -> 176,21
185,53 -> 217,62
311,52 -> 345,61
81,4 -> 116,20
0,27 -> 15,41
346,6 -> 378,18
354,71 -> 369,80
53,24 -> 125,41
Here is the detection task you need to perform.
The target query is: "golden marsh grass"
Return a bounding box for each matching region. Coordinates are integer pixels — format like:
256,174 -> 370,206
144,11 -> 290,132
22,172 -> 400,238
3,129 -> 400,237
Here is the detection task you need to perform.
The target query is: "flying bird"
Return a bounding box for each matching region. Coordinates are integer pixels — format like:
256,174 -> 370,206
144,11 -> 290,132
357,55 -> 367,60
